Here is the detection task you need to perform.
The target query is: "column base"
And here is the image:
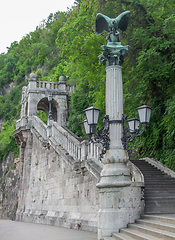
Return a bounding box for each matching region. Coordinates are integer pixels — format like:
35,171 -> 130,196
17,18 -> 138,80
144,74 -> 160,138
96,162 -> 131,188
97,186 -> 142,240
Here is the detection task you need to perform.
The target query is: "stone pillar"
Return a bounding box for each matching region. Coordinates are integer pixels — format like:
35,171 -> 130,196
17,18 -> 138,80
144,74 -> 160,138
96,65 -> 132,239
57,76 -> 68,126
28,73 -> 36,90
21,86 -> 27,119
28,73 -> 38,120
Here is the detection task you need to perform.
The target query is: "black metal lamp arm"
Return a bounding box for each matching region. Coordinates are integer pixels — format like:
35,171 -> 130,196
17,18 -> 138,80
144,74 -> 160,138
89,115 -> 110,159
121,114 -> 147,151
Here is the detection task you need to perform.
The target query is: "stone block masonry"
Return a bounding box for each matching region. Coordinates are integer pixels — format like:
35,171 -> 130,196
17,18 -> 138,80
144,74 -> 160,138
16,130 -> 99,232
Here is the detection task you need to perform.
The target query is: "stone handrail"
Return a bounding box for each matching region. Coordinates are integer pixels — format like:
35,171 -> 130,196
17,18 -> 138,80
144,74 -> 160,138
32,116 -> 47,140
52,122 -> 82,161
30,117 -> 102,164
51,122 -> 103,163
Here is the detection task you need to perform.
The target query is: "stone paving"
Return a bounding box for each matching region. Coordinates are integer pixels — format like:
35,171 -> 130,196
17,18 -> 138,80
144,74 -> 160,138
0,220 -> 97,240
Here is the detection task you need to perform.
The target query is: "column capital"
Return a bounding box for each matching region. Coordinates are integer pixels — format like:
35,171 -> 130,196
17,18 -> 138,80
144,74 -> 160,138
99,43 -> 129,67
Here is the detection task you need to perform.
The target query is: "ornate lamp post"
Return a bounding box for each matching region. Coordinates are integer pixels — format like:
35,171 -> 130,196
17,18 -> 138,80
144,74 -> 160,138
48,94 -> 53,120
83,11 -> 152,239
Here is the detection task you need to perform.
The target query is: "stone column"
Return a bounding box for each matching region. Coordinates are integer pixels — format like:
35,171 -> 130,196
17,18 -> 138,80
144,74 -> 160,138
97,65 -> 131,239
57,76 -> 68,126
28,73 -> 37,118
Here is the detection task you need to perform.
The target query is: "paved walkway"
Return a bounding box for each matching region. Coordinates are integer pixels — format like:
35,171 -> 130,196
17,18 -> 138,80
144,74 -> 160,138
0,220 -> 97,240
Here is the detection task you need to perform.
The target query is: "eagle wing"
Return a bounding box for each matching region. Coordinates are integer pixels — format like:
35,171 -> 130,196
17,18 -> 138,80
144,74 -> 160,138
117,10 -> 130,31
95,13 -> 111,35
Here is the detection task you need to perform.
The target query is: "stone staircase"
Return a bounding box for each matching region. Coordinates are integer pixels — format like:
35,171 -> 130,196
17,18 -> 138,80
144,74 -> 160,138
104,159 -> 175,240
104,215 -> 175,239
131,159 -> 175,214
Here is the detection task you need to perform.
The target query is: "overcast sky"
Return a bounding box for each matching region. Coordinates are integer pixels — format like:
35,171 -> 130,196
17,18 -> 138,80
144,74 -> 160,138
0,0 -> 75,54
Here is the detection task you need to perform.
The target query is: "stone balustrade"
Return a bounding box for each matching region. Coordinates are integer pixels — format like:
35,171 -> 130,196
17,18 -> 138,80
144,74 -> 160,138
27,79 -> 76,95
26,116 -> 103,166
32,116 -> 47,140
52,122 -> 82,161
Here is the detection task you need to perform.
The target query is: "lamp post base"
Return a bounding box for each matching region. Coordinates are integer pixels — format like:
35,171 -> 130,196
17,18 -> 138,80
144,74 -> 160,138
97,185 -> 142,240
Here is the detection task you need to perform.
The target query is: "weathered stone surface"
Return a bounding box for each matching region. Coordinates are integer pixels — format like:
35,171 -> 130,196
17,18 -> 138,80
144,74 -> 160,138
0,153 -> 19,220
16,132 -> 99,232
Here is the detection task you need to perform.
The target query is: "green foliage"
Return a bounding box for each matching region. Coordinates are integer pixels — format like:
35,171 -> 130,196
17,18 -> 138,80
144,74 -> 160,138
0,85 -> 24,121
0,0 -> 175,171
0,119 -> 19,162
37,110 -> 48,125
122,0 -> 175,170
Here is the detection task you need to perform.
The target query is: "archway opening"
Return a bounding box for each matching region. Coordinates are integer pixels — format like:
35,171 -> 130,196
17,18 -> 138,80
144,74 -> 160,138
37,97 -> 58,122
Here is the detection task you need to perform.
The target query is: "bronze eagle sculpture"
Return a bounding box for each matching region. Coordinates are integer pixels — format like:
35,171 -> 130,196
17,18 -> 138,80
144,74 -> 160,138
95,11 -> 130,43
95,10 -> 130,35
95,11 -> 130,66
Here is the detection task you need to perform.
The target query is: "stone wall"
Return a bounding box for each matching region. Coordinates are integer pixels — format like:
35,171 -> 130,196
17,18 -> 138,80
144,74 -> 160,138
16,130 -> 99,232
0,153 -> 19,220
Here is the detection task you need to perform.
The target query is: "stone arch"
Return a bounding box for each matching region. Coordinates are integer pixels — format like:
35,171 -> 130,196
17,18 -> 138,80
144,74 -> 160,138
37,97 -> 58,122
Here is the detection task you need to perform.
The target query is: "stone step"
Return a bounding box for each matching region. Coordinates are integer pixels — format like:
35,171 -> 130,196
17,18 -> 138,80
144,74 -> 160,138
139,168 -> 162,170
107,215 -> 175,240
142,215 -> 175,225
119,227 -> 161,240
144,175 -> 168,178
143,174 -> 168,177
145,185 -> 175,188
146,194 -> 175,198
112,231 -> 146,240
136,218 -> 175,233
145,189 -> 175,193
145,192 -> 175,197
145,202 -> 175,210
141,171 -> 165,173
145,209 -> 175,215
145,194 -> 175,199
104,237 -> 116,240
128,223 -> 175,239
145,206 -> 175,214
145,181 -> 175,185
145,181 -> 175,184
145,197 -> 175,202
